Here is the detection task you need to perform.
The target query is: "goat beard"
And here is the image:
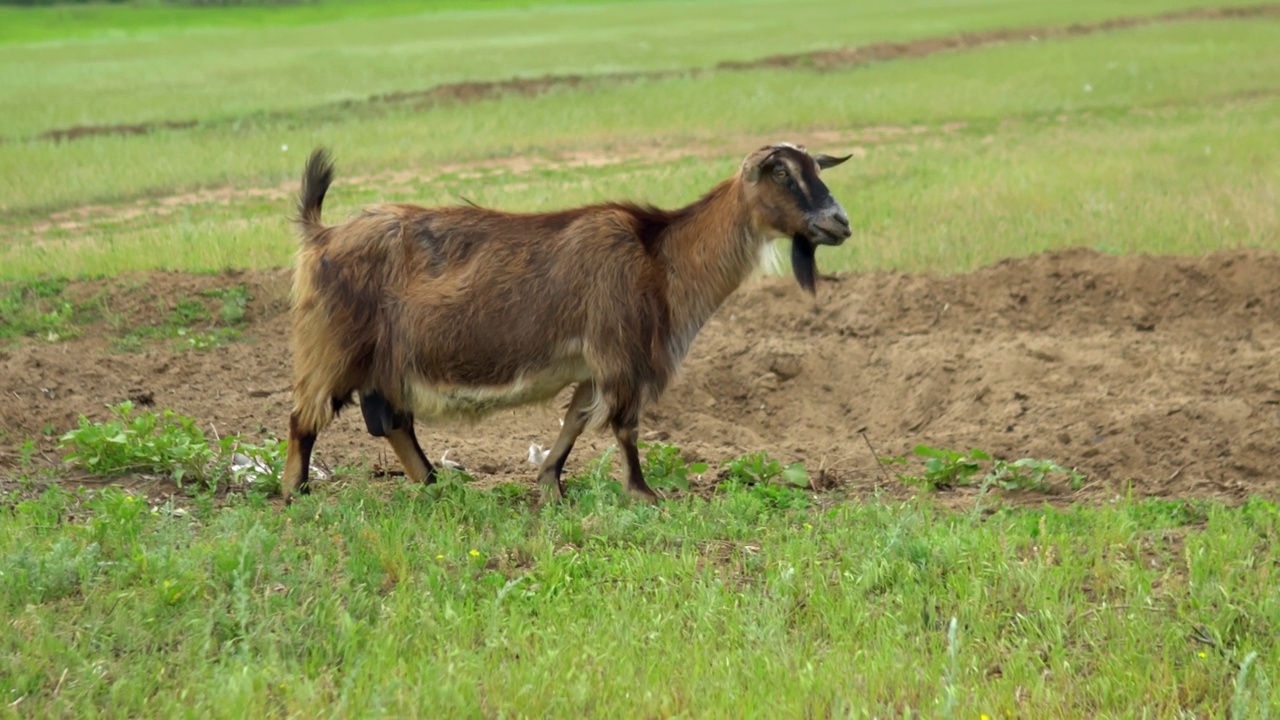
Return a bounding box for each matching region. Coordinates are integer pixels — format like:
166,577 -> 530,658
791,235 -> 818,295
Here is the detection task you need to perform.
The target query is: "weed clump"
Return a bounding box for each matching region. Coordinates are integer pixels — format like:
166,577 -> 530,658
719,451 -> 811,509
116,284 -> 253,352
886,444 -> 1084,494
58,400 -> 284,492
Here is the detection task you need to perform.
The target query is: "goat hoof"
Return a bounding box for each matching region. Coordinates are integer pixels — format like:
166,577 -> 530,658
536,483 -> 565,508
535,493 -> 564,510
626,486 -> 661,505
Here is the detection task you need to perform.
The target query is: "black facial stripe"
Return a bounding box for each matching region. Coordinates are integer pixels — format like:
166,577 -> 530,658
808,183 -> 834,209
798,163 -> 835,211
770,158 -> 811,213
788,180 -> 814,213
771,150 -> 837,216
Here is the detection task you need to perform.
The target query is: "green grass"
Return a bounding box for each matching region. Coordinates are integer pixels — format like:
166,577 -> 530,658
3,2 -> 1280,716
0,0 -> 1255,138
3,16 -> 1277,212
112,284 -> 251,352
0,277 -> 77,341
2,478 -> 1277,716
3,79 -> 1276,279
0,275 -> 253,350
0,0 -> 651,45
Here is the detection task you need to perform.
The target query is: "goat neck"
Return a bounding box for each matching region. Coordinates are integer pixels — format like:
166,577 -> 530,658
658,176 -> 765,343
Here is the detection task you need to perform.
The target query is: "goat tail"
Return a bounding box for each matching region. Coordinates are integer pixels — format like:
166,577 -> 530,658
295,147 -> 335,239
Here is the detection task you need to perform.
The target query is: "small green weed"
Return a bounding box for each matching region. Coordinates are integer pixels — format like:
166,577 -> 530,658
985,457 -> 1085,492
1231,651 -> 1273,720
8,483 -> 73,527
17,438 -> 38,469
435,466 -> 478,486
202,284 -> 252,326
222,436 -> 288,495
722,450 -> 809,488
116,285 -> 250,352
735,481 -> 812,510
59,401 -> 216,486
638,441 -> 707,491
114,327 -> 161,352
0,278 -> 77,341
564,445 -> 622,506
178,326 -> 241,350
58,401 -> 285,491
896,445 -> 1084,494
719,451 -> 811,509
170,297 -> 210,326
900,446 -> 991,490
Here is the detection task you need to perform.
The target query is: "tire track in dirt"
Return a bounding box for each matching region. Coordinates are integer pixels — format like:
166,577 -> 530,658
15,83 -> 1278,239
12,121 -> 967,239
27,4 -> 1280,145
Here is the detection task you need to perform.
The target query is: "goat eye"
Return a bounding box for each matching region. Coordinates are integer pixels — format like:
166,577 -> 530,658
772,168 -> 787,182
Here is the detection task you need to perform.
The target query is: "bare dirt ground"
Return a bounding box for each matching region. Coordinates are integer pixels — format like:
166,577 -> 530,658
2,247 -> 1278,505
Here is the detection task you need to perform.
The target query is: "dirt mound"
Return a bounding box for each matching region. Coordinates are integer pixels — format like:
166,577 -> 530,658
2,248 -> 1279,504
26,4 -> 1279,145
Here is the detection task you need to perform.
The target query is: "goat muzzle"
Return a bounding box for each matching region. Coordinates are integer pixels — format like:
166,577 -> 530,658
807,205 -> 851,246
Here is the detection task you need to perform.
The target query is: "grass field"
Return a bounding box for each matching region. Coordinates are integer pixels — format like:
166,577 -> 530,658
2,0 -> 1280,716
0,0 -> 1246,137
4,475 -> 1278,717
2,10 -> 1278,275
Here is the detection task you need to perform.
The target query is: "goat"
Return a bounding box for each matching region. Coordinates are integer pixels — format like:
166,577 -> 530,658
281,143 -> 851,503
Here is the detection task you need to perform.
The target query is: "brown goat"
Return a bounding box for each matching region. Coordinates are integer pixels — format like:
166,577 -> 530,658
282,144 -> 851,503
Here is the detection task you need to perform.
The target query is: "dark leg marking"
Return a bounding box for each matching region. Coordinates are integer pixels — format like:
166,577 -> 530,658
360,389 -> 408,437
536,383 -> 595,502
360,391 -> 437,484
614,423 -> 658,502
287,413 -> 318,498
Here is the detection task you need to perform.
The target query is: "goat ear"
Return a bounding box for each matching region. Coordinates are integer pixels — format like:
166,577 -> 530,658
741,147 -> 775,184
814,153 -> 852,170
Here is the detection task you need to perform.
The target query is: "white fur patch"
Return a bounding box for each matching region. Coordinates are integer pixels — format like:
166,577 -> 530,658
757,239 -> 785,277
406,357 -> 591,422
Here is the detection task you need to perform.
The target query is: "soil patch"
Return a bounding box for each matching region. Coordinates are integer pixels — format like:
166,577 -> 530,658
3,248 -> 1279,505
27,4 -> 1280,144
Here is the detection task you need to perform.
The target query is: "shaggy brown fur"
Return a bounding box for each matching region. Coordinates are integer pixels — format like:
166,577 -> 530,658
282,144 -> 852,503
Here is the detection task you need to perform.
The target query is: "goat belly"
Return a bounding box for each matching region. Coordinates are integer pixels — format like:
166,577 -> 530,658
404,359 -> 591,422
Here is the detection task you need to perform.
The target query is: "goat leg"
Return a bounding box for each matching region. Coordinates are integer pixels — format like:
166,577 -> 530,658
359,389 -> 398,437
385,422 -> 436,485
282,412 -> 318,503
536,383 -> 595,503
614,423 -> 659,504
361,390 -> 436,484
